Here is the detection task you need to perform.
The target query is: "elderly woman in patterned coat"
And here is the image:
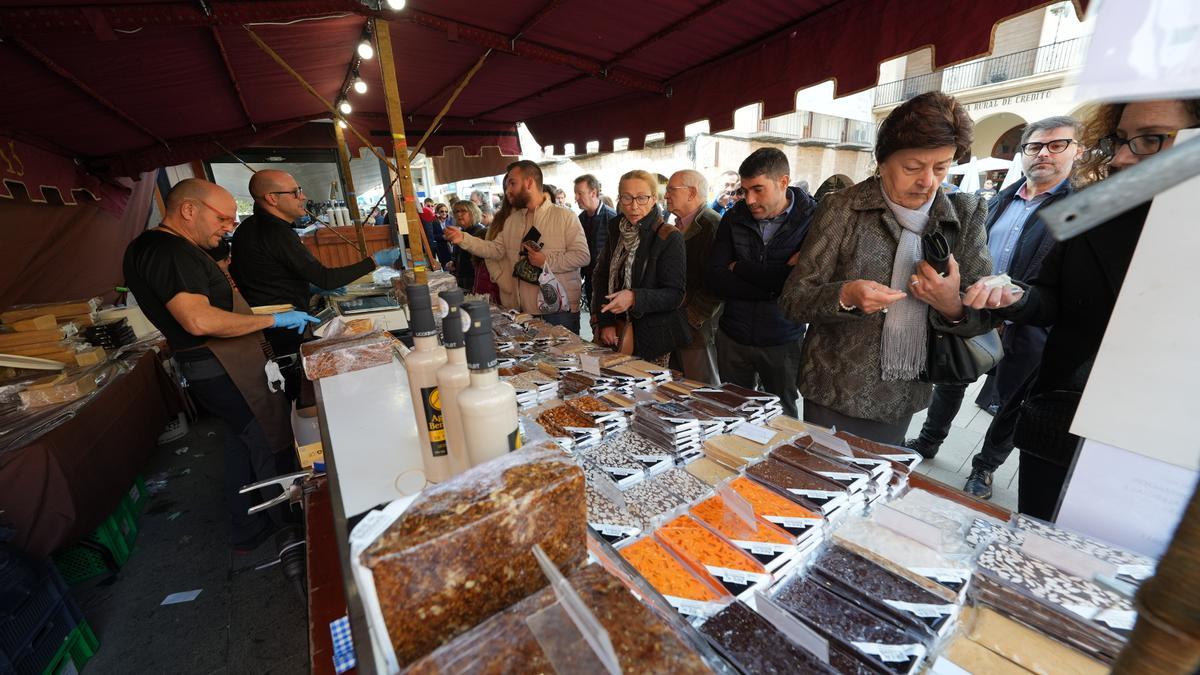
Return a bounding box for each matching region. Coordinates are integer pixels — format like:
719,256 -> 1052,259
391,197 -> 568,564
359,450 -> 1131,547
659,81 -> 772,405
780,92 -> 993,444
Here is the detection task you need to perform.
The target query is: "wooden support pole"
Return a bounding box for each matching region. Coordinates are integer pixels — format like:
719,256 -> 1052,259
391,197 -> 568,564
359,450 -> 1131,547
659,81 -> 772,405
374,19 -> 438,272
332,120 -> 368,257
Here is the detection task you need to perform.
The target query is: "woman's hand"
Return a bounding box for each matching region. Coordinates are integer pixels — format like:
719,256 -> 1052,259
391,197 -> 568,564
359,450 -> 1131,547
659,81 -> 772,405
840,280 -> 906,314
963,276 -> 1025,310
443,226 -> 463,245
599,326 -> 619,347
600,290 -> 635,314
909,254 -> 964,321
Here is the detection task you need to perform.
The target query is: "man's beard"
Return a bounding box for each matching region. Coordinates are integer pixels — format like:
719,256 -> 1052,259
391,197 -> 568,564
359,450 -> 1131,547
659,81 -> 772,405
508,188 -> 529,209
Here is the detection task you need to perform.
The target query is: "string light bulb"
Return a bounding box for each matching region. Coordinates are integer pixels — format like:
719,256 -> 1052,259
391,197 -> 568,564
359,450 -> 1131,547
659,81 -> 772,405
353,77 -> 367,94
357,38 -> 374,60
337,119 -> 348,129
385,0 -> 407,9
339,99 -> 352,115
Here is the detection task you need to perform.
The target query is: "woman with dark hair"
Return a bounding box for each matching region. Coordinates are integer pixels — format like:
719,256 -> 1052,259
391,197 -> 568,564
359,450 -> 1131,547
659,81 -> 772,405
780,91 -> 993,443
962,98 -> 1200,520
592,169 -> 690,364
472,199 -> 511,303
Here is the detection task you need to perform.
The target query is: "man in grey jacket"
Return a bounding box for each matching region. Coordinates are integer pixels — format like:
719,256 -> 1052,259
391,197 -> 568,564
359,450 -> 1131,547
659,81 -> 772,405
665,169 -> 722,383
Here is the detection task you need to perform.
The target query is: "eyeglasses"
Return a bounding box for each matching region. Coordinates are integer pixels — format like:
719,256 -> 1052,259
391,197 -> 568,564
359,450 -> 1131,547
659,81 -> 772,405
618,194 -> 654,205
266,186 -> 305,199
188,199 -> 237,226
1097,132 -> 1178,158
1019,139 -> 1076,156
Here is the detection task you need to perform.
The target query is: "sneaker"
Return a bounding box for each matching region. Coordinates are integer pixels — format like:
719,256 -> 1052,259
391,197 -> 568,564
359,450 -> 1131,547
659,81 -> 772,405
902,438 -> 938,459
963,468 -> 994,500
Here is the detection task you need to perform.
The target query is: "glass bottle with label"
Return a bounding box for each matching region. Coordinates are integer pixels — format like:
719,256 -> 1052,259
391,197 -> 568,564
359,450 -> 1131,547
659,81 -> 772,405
403,283 -> 450,482
434,289 -> 471,477
458,301 -> 520,466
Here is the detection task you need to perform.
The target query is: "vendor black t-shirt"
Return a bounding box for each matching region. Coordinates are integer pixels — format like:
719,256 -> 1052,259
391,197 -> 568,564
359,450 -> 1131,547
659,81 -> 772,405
123,228 -> 233,352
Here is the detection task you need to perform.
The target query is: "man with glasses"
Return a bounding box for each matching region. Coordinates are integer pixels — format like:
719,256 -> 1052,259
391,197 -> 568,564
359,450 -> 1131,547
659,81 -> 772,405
231,170 -> 384,389
124,178 -> 318,552
707,148 -> 816,416
664,169 -> 722,383
905,116 -> 1081,499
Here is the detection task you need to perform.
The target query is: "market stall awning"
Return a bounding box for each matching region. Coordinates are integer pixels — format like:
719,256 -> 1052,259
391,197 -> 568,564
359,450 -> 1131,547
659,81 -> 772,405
0,0 -> 1087,178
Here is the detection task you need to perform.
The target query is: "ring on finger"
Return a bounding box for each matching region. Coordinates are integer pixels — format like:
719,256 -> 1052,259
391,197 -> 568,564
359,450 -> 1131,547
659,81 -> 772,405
910,279 -> 920,287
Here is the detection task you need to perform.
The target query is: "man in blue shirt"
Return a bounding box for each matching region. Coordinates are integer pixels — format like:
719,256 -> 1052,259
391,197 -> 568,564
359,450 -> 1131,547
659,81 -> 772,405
574,174 -> 616,321
709,170 -> 742,216
905,116 -> 1082,499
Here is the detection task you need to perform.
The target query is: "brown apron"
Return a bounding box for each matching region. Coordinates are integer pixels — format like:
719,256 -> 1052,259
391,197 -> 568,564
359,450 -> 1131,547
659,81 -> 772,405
161,226 -> 295,453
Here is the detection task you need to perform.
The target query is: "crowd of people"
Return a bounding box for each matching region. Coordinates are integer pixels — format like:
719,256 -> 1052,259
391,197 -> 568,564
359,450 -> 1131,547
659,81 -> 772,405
120,92 -> 1197,555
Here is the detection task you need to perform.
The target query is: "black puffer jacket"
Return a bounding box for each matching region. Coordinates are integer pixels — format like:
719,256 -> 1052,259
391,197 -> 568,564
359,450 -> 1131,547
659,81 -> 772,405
592,207 -> 690,360
707,186 -> 817,346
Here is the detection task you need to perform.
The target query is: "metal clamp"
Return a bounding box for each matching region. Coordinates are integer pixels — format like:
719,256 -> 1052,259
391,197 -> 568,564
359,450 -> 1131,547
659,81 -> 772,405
239,468 -> 313,515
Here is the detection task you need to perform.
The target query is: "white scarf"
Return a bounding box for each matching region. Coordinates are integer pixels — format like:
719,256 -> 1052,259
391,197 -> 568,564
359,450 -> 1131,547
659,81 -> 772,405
880,188 -> 935,381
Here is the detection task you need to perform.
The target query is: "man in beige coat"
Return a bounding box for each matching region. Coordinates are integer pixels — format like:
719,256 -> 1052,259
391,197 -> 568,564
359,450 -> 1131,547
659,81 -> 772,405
446,160 -> 589,332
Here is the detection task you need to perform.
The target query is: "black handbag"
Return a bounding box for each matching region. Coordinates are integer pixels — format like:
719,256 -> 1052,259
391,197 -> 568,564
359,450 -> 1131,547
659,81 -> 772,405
919,231 -> 1003,384
512,227 -> 544,284
1012,357 -> 1093,466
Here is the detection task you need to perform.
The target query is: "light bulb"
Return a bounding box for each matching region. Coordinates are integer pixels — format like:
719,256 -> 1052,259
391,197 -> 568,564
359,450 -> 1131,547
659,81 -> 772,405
385,0 -> 407,9
339,99 -> 352,114
357,39 -> 374,60
337,119 -> 348,129
353,77 -> 367,94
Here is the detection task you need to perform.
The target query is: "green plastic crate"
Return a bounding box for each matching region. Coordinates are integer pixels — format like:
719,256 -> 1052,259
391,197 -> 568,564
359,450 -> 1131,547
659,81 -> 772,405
41,622 -> 97,675
52,512 -> 132,584
111,499 -> 138,551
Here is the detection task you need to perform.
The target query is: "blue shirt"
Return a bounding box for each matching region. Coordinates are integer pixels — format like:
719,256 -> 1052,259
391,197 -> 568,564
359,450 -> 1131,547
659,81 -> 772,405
756,192 -> 795,244
987,179 -> 1068,274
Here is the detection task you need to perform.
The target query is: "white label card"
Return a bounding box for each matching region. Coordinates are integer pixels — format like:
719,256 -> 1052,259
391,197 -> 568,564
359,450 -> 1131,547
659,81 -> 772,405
1020,533 -> 1119,581
733,422 -> 776,445
755,591 -> 830,663
875,504 -> 945,551
808,428 -> 853,456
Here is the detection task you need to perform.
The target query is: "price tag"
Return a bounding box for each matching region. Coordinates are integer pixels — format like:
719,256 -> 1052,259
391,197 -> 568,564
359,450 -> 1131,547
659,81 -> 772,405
1021,533 -> 1119,581
733,423 -> 776,445
875,504 -> 945,550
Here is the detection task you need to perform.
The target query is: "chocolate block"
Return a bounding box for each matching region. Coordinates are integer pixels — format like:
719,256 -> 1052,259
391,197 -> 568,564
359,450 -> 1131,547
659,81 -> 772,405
699,601 -> 837,674
811,546 -> 957,636
745,459 -> 848,514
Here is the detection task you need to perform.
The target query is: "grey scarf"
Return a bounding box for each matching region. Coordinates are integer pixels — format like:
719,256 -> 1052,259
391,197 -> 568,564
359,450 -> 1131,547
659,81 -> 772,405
607,216 -> 642,297
880,188 -> 934,381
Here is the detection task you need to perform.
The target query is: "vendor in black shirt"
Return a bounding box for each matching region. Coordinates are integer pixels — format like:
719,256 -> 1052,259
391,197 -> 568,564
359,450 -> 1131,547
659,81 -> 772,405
124,178 -> 318,552
229,170 -> 377,363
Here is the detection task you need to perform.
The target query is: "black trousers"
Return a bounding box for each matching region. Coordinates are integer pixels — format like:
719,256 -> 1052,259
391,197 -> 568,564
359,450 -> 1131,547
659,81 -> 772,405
1017,450 -> 1070,521
716,329 -> 803,417
182,362 -> 294,546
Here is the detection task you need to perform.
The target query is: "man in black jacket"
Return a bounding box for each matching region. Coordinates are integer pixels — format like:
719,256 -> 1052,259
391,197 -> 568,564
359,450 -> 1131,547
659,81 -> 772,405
905,116 -> 1081,499
707,149 -> 816,416
574,174 -> 616,319
230,170 -> 379,387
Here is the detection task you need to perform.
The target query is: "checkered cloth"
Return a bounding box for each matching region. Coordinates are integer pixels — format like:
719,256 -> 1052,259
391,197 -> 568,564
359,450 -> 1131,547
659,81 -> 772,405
329,616 -> 356,673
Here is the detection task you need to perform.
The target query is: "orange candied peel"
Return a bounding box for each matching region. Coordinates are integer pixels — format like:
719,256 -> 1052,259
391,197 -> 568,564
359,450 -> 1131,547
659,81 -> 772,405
689,496 -> 793,545
730,477 -> 822,520
656,516 -> 765,574
620,537 -> 723,602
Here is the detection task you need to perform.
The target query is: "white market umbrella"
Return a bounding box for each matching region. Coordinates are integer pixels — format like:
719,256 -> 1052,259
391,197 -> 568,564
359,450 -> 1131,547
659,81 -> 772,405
957,157 -> 981,193
1000,152 -> 1024,189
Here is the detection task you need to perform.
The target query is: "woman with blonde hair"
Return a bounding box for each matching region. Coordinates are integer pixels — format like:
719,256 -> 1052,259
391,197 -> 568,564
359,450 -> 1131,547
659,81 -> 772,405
591,169 -> 689,364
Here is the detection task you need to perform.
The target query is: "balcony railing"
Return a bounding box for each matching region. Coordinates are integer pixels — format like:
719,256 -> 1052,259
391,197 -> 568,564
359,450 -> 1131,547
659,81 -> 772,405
874,37 -> 1088,107
755,110 -> 876,147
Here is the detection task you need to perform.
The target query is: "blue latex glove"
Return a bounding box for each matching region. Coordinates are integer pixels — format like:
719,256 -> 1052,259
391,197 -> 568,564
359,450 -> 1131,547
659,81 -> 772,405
272,310 -> 320,334
372,247 -> 402,267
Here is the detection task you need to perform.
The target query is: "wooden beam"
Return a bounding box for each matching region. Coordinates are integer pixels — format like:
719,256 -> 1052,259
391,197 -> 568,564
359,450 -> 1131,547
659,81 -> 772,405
375,19 -> 438,272
332,120 -> 368,256
9,36 -> 169,149
210,27 -> 256,130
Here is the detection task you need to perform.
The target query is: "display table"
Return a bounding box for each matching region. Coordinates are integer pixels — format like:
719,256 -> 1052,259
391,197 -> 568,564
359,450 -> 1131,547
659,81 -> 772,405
306,479 -> 354,675
0,350 -> 182,557
302,226 -> 393,269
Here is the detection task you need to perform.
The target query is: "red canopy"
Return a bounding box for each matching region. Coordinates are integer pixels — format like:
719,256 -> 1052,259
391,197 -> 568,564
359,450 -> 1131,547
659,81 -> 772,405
0,0 -> 1086,179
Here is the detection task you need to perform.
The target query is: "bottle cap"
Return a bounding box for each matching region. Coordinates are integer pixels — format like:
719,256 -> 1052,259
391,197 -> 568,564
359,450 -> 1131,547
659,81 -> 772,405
407,283 -> 437,337
440,289 -> 466,349
462,301 -> 498,370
